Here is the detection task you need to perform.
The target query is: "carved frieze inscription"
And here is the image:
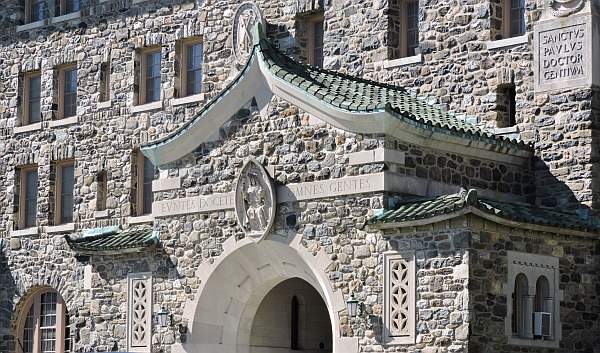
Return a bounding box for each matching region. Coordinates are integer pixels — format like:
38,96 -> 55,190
152,173 -> 386,217
534,15 -> 592,91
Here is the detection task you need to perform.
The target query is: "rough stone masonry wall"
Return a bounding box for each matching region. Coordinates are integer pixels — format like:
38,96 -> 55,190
467,215 -> 600,353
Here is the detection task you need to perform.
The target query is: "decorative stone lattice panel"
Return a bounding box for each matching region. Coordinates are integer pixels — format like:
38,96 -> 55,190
384,251 -> 415,345
128,273 -> 152,352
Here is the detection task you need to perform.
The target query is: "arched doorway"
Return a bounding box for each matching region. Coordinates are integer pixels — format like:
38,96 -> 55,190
176,237 -> 358,353
250,278 -> 332,352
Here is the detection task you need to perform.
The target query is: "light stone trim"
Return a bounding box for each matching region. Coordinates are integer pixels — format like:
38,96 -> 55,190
9,227 -> 39,237
505,251 -> 561,348
94,210 -> 110,219
131,0 -> 148,3
127,273 -> 152,352
172,93 -> 205,106
381,54 -> 423,69
46,223 -> 75,234
128,215 -> 154,224
49,116 -> 78,128
486,34 -> 529,50
96,101 -> 112,109
50,11 -> 81,24
14,122 -> 42,134
131,100 -> 163,113
494,126 -> 519,135
383,251 -> 416,345
16,19 -> 46,32
152,177 -> 181,192
348,148 -> 405,166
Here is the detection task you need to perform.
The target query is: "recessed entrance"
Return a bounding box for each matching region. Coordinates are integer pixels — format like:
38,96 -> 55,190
250,278 -> 332,353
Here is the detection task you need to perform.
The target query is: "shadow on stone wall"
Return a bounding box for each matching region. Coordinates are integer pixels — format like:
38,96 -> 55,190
0,240 -> 17,353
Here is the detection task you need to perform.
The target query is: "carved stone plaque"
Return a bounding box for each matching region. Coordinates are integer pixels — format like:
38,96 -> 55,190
232,2 -> 264,65
534,14 -> 593,92
235,158 -> 276,240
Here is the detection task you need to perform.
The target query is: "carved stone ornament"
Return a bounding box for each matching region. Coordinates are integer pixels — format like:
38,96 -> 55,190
548,0 -> 586,17
234,158 -> 276,241
232,2 -> 265,65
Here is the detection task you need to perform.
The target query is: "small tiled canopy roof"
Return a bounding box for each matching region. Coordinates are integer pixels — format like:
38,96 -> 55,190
65,226 -> 158,255
369,189 -> 600,235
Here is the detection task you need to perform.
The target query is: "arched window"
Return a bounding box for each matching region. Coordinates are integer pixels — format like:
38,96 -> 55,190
512,273 -> 529,336
17,289 -> 70,353
535,276 -> 550,313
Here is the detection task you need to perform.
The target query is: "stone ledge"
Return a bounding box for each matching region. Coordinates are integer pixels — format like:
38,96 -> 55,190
172,93 -> 205,106
16,19 -> 46,32
94,210 -> 110,219
9,227 -> 39,237
97,100 -> 112,109
47,223 -> 75,234
381,54 -> 423,69
348,148 -> 406,166
152,177 -> 181,192
507,337 -> 559,348
49,116 -> 78,128
487,34 -> 529,50
50,11 -> 81,24
494,126 -> 519,135
131,100 -> 163,113
128,215 -> 154,225
14,122 -> 42,134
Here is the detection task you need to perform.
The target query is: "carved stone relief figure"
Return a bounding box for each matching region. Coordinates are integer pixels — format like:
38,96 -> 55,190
548,0 -> 586,17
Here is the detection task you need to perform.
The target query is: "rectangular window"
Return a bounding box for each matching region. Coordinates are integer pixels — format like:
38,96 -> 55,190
27,0 -> 46,23
17,166 -> 38,229
132,152 -> 155,216
504,0 -> 525,38
141,49 -> 161,104
55,0 -> 79,16
142,156 -> 154,215
96,171 -> 107,211
22,72 -> 42,125
383,251 -> 416,344
388,0 -> 420,59
183,40 -> 203,96
58,65 -> 77,119
99,62 -> 110,103
308,17 -> 324,67
54,161 -> 74,225
497,84 -> 516,128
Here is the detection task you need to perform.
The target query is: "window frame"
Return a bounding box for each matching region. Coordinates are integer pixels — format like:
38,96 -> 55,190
96,170 -> 107,211
22,71 -> 42,126
306,15 -> 325,67
25,0 -> 47,24
57,64 -> 78,120
54,0 -> 79,16
99,62 -> 111,103
133,152 -> 155,216
502,0 -> 525,38
18,165 -> 39,230
53,160 -> 75,225
16,288 -> 69,353
139,47 -> 162,105
388,0 -> 420,59
180,38 -> 203,97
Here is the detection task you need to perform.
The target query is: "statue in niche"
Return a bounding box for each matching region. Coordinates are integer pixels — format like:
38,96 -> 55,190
235,158 -> 276,240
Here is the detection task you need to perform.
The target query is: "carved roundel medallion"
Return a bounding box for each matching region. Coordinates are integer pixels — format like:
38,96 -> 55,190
234,158 -> 276,241
549,0 -> 585,17
232,2 -> 265,65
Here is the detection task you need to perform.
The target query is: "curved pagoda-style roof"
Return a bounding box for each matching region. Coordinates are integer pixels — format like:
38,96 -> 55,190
142,25 -> 532,166
369,189 -> 599,237
65,226 -> 158,255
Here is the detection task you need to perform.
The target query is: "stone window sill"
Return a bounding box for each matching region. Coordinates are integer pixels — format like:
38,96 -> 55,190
382,54 -> 423,69
494,126 -> 519,135
487,34 -> 529,50
507,337 -> 558,348
97,100 -> 112,109
129,215 -> 154,225
50,11 -> 81,24
49,116 -> 78,128
14,122 -> 42,134
172,94 -> 205,106
10,227 -> 39,237
47,223 -> 75,234
94,210 -> 110,219
152,177 -> 181,192
131,0 -> 148,3
131,101 -> 163,113
16,19 -> 46,32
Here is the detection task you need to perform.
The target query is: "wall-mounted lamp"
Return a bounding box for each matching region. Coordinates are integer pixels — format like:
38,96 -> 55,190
346,293 -> 360,318
155,307 -> 172,328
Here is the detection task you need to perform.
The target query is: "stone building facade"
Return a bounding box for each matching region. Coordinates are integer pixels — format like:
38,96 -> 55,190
0,0 -> 599,353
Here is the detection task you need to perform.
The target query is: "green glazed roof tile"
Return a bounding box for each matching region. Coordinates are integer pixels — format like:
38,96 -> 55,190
65,226 -> 158,255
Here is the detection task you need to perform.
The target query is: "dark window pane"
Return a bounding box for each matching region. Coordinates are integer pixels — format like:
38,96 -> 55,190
24,169 -> 38,228
28,76 -> 41,124
145,52 -> 161,103
142,157 -> 154,215
31,0 -> 46,22
313,21 -> 324,67
63,69 -> 77,118
407,1 -> 419,56
509,0 -> 525,36
186,43 -> 203,95
97,171 -> 107,211
60,164 -> 74,224
65,0 -> 79,13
